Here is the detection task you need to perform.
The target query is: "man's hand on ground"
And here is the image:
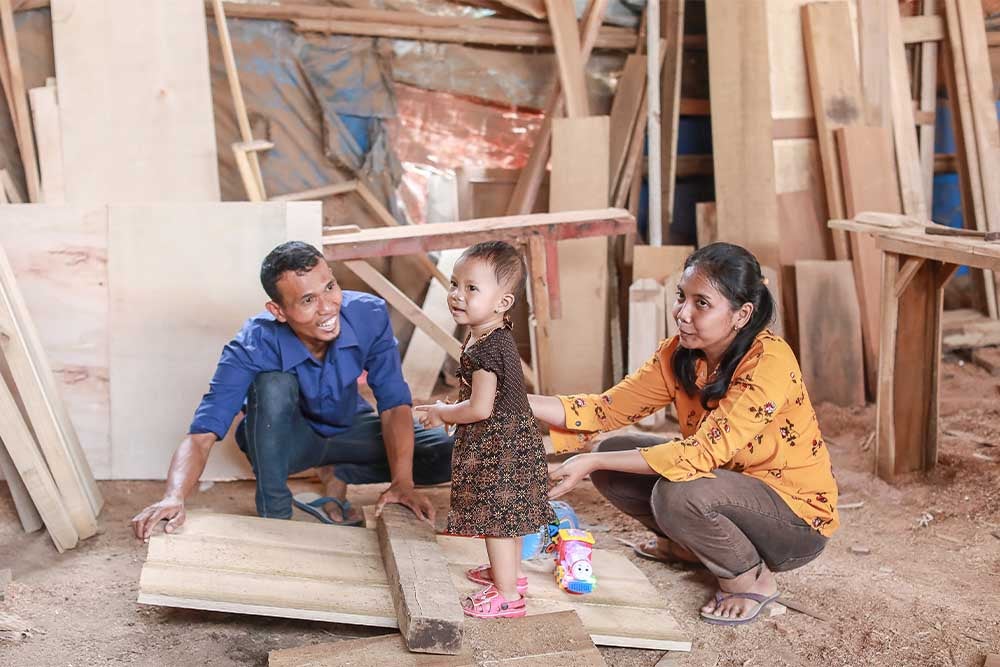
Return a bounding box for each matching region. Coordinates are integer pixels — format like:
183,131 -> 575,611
131,497 -> 186,542
374,483 -> 436,526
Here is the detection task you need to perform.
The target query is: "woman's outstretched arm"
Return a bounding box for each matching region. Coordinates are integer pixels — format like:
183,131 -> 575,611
528,393 -> 567,427
548,450 -> 656,499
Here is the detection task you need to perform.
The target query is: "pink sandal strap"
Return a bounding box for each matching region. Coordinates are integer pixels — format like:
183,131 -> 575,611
465,564 -> 529,593
462,584 -> 526,619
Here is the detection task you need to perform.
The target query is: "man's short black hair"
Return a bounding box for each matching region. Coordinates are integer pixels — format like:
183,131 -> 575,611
260,241 -> 323,303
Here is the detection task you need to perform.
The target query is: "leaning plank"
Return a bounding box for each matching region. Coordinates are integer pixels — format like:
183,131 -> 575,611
344,260 -> 462,361
706,0 -> 779,269
376,504 -> 463,654
27,86 -> 66,204
886,1 -> 928,220
917,1 -> 939,204
609,55 -> 648,195
632,245 -> 692,283
836,125 -> 900,397
0,246 -> 98,536
795,260 -> 866,407
0,0 -> 41,202
629,279 -> 666,428
322,209 -> 634,262
802,1 -> 865,261
0,372 -> 77,551
659,0 -> 685,248
0,440 -> 43,533
544,0 -> 590,117
268,611 -> 606,667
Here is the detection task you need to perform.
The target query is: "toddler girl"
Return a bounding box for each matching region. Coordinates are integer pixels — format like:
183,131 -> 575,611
416,240 -> 554,619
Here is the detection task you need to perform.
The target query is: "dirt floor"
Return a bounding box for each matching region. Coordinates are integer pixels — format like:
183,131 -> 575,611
0,352 -> 998,667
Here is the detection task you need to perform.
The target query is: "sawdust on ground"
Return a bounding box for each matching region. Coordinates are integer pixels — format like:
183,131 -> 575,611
0,353 -> 998,666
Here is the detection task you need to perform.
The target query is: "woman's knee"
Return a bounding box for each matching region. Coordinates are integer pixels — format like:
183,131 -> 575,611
650,478 -> 709,533
593,433 -> 662,454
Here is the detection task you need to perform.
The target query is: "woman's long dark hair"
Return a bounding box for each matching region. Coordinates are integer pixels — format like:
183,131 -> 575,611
671,243 -> 776,410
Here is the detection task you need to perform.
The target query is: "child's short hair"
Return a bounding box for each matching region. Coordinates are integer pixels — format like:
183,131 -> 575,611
459,241 -> 526,299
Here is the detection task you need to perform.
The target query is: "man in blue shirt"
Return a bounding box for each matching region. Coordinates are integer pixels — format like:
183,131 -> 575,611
131,242 -> 453,540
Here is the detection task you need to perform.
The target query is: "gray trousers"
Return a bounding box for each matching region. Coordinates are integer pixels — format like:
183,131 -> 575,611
591,434 -> 828,580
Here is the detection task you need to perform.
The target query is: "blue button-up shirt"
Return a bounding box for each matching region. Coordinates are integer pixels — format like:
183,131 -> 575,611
189,291 -> 412,440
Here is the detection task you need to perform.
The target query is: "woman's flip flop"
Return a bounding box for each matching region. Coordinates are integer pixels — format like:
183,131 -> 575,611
699,590 -> 781,625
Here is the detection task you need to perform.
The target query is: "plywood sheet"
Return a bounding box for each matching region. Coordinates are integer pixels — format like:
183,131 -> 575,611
50,0 -> 219,202
632,245 -> 692,283
139,513 -> 691,652
795,260 -> 865,407
548,117 -> 610,394
108,203 -> 321,479
0,205 -> 111,478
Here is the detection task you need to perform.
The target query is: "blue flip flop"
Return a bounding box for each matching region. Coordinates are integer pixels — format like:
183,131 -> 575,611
292,492 -> 364,527
699,590 -> 781,625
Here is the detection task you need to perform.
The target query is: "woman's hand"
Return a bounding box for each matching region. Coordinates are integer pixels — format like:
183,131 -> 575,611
548,454 -> 596,499
414,401 -> 448,429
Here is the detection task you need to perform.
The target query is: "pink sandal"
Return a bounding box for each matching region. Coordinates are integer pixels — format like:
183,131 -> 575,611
462,584 -> 526,619
465,564 -> 529,594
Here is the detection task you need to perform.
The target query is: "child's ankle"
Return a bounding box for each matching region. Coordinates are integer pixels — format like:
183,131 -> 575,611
497,586 -> 522,601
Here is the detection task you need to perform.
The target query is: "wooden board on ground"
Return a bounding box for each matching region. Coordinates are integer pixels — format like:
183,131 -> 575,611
836,124 -> 901,396
632,245 -> 692,283
629,279 -> 666,428
795,260 -> 865,407
548,117 -> 610,394
108,203 -> 321,479
706,0 -> 780,269
376,504 -> 463,654
50,0 -> 219,202
268,611 -> 607,667
138,512 -> 690,652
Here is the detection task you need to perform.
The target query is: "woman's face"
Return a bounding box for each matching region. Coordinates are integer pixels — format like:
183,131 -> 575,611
671,266 -> 751,358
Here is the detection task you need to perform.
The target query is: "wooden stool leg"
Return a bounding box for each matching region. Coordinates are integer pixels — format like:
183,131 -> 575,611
876,252 -> 899,480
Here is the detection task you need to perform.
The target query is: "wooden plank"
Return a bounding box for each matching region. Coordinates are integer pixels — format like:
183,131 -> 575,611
902,14 -> 945,43
344,260 -> 462,362
108,203 -> 321,479
0,205 -> 111,479
0,244 -> 99,536
268,611 -> 606,667
858,0 -> 891,127
505,0 -> 607,216
401,250 -> 462,402
27,86 -> 66,204
631,245 -> 692,283
51,0 -> 220,202
376,504 -> 463,654
526,236 -> 553,393
777,190 -> 833,265
0,367 -> 78,551
609,55 -> 648,197
706,0 -> 780,269
887,1 -> 929,220
628,279 -> 666,428
836,125 -> 902,397
917,3 -> 940,205
544,0 -> 590,117
0,169 -> 22,203
495,0 -> 545,19
802,1 -> 865,261
659,0 -> 686,249
795,260 -> 866,407
646,1 -> 663,245
211,0 -> 265,198
322,209 -> 634,262
548,116 -> 610,394
0,440 -> 43,533
875,252 -> 900,479
0,0 -> 41,202
695,202 -> 717,247
270,181 -> 358,202
140,512 -> 691,651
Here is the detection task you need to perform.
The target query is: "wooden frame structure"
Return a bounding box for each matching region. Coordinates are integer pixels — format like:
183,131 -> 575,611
830,216 -> 1000,480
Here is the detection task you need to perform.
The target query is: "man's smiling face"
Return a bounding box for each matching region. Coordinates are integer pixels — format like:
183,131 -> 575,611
266,260 -> 343,359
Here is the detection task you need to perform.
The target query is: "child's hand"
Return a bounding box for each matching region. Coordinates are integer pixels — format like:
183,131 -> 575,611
414,401 -> 448,429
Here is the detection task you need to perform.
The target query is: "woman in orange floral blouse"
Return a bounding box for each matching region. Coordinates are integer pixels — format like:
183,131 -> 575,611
530,243 -> 839,626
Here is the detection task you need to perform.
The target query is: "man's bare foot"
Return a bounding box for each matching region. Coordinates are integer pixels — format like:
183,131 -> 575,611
315,465 -> 362,524
700,563 -> 778,620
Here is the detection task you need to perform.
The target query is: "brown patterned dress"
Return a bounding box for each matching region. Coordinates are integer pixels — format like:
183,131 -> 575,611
447,325 -> 555,538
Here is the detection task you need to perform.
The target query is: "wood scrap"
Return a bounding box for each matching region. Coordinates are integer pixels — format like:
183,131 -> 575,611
376,504 -> 463,654
267,611 -> 607,666
0,0 -> 40,202
795,260 -> 866,407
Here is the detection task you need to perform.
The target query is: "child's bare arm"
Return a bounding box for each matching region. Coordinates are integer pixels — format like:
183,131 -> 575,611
415,370 -> 498,426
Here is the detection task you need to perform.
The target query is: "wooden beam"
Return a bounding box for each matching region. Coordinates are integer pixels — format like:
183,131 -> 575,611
505,0 -> 607,216
646,2 -> 662,246
212,0 -> 265,198
0,441 -> 42,533
887,1 -> 929,220
322,209 -> 634,262
494,0 -> 544,20
544,0 -> 590,117
269,180 -> 359,202
376,504 -> 463,654
526,235 -> 552,393
659,0 -> 685,248
894,256 -> 927,297
0,0 -> 41,201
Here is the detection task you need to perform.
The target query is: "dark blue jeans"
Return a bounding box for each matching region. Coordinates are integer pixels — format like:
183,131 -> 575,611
235,372 -> 454,519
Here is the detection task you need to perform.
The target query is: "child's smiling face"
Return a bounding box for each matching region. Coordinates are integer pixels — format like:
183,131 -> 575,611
448,256 -> 511,330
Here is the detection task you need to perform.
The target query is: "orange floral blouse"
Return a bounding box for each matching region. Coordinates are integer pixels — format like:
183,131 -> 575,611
552,331 -> 840,537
